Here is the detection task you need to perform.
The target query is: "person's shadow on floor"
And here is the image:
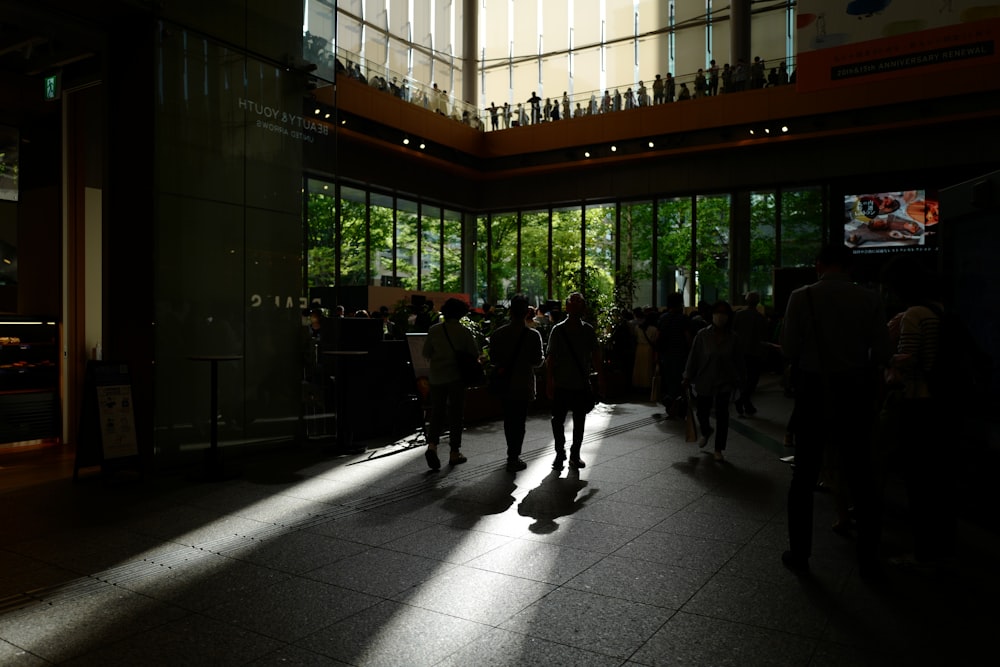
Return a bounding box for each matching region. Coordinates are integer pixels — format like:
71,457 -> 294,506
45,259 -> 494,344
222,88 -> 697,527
517,469 -> 597,534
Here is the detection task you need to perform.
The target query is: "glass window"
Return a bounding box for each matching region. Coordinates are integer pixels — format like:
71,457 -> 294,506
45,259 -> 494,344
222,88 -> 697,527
637,36 -> 667,83
780,187 -> 824,267
606,0 -> 635,41
750,191 -> 777,308
709,14 -> 730,68
584,203 -> 615,336
338,15 -> 363,56
491,212 -> 519,304
542,0 -> 570,53
395,197 -> 419,289
638,2 -> 669,34
475,214 -> 489,306
751,5 -> 788,66
340,186 -> 369,286
552,206 -> 584,302
658,197 -> 693,307
520,210 -> 550,304
421,204 -> 442,291
673,5 -> 706,78
540,56 -> 570,106
306,179 -> 337,289
604,40 -> 635,90
574,0 -> 602,46
695,194 -> 731,304
621,201 -> 655,307
572,48 -> 602,105
442,209 -> 463,293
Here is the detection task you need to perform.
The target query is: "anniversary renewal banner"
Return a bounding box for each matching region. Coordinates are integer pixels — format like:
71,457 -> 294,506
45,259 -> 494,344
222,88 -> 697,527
795,0 -> 1000,91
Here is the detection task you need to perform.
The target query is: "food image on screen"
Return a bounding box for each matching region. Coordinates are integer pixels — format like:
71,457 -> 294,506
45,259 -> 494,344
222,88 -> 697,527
844,190 -> 938,255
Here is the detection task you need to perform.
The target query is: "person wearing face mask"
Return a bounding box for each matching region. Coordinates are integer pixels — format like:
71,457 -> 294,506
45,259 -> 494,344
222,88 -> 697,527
683,301 -> 744,461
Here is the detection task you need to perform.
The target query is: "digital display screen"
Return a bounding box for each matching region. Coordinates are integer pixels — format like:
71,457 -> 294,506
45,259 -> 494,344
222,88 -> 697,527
843,190 -> 939,255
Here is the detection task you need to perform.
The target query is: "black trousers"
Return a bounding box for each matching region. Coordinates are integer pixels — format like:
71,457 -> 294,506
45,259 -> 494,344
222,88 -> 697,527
787,371 -> 880,567
551,387 -> 591,455
502,398 -> 529,461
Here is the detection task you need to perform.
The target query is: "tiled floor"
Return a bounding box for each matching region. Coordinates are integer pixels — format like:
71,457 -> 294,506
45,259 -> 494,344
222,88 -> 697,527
1,378 -> 996,666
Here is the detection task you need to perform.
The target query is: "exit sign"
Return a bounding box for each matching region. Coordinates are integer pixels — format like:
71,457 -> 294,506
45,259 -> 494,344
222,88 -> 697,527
44,73 -> 61,101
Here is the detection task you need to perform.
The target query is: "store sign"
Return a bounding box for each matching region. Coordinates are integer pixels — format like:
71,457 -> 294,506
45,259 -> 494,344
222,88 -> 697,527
250,294 -> 311,310
237,98 -> 329,143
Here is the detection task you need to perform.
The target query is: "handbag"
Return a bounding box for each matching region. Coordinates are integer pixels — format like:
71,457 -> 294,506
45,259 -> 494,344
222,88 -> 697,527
684,389 -> 699,442
443,323 -> 486,388
488,328 -> 529,396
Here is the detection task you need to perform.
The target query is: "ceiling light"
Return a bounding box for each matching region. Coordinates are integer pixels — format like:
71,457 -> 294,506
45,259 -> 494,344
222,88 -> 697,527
781,125 -> 789,133
403,137 -> 410,145
324,112 -> 331,119
584,151 -> 591,158
610,145 -> 617,152
648,141 -> 654,148
419,142 -> 426,149
314,108 -> 321,115
749,129 -> 755,135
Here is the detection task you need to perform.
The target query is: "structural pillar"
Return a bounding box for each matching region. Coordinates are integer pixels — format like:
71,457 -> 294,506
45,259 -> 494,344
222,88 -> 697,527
730,0 -> 751,69
463,0 -> 478,109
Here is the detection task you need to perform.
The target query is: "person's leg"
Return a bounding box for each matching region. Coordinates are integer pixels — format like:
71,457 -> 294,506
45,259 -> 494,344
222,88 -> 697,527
744,356 -> 762,413
713,391 -> 730,454
696,393 -> 713,442
503,398 -> 529,462
446,381 -> 467,464
551,387 -> 570,468
569,390 -> 588,467
785,372 -> 826,569
425,383 -> 448,469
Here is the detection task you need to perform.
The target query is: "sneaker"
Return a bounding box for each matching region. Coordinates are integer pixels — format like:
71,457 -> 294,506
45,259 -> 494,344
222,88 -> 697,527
425,449 -> 441,471
698,427 -> 714,448
552,452 -> 566,470
782,550 -> 810,574
569,457 -> 586,469
448,452 -> 468,466
713,450 -> 724,461
506,458 -> 528,472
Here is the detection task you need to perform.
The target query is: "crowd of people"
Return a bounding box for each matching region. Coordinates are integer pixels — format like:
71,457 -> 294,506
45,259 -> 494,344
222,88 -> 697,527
305,243 -> 963,581
317,38 -> 795,133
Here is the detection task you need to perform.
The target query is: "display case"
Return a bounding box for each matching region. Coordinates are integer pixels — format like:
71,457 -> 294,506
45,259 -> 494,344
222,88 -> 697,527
0,317 -> 60,447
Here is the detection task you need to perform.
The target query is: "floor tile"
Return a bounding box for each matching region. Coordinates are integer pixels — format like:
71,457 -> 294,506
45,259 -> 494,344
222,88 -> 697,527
203,576 -> 380,641
465,538 -> 606,585
630,611 -> 816,666
500,587 -> 672,660
613,531 -> 742,572
436,626 -> 623,667
306,547 -> 450,598
297,599 -> 490,667
381,523 -> 512,564
563,555 -> 713,610
394,565 -> 554,625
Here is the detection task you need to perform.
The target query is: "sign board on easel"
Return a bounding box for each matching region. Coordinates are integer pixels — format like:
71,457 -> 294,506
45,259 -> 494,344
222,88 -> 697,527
74,361 -> 141,480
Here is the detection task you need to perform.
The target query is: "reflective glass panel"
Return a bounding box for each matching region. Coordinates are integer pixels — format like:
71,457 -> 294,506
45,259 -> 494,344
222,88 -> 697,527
657,197 -> 694,307
621,201 -> 655,307
443,209 -> 463,293
750,191 -> 777,308
552,206 -> 584,302
491,212 -> 518,304
421,204 -> 442,291
520,209 -> 550,304
395,197 -> 419,289
695,194 -> 731,303
340,186 -> 369,286
780,187 -> 824,267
